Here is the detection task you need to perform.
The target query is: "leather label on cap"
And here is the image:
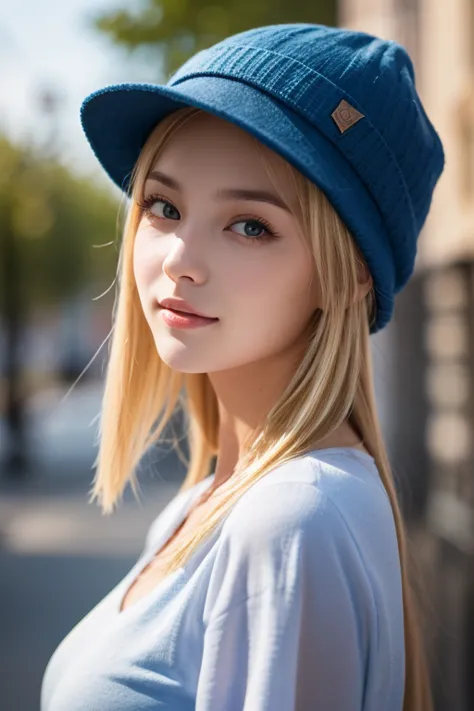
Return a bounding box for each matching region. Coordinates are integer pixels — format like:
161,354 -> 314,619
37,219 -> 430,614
331,99 -> 365,133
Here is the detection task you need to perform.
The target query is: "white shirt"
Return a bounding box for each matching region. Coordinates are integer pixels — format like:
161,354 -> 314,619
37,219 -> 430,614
41,447 -> 404,710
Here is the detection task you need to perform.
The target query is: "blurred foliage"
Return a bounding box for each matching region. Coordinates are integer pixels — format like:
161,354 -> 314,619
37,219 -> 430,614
91,0 -> 337,78
0,135 -> 120,316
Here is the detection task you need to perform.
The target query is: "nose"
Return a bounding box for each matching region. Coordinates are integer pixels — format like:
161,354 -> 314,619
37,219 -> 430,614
161,227 -> 209,284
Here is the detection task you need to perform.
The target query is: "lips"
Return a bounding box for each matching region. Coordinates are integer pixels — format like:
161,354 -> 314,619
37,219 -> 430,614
157,298 -> 219,320
157,297 -> 218,319
169,308 -> 218,321
167,307 -> 194,316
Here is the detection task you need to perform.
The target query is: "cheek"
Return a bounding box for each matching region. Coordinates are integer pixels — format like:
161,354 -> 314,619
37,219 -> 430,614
133,228 -> 162,294
236,254 -> 317,342
243,250 -> 316,313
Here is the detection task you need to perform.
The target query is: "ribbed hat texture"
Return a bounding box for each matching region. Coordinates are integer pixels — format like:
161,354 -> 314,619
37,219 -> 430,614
80,23 -> 445,333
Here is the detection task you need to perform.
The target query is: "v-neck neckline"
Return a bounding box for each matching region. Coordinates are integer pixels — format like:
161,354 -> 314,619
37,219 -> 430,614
115,475 -> 216,619
114,446 -> 374,619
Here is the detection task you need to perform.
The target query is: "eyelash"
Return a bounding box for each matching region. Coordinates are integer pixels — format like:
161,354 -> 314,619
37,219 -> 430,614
135,193 -> 281,244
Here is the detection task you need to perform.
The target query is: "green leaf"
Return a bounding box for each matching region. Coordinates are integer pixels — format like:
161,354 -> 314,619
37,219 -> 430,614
89,0 -> 337,76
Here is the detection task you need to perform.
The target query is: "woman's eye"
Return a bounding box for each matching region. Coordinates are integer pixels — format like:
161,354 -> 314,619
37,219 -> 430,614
147,198 -> 180,220
230,220 -> 268,239
139,197 -> 279,243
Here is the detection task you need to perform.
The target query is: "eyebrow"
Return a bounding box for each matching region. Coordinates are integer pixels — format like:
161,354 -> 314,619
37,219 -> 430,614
146,170 -> 292,213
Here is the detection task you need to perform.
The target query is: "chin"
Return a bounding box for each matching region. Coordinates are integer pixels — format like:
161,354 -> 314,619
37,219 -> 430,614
154,341 -> 211,374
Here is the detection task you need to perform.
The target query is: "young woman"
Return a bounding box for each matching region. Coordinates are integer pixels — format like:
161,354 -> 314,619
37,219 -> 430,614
41,22 -> 444,711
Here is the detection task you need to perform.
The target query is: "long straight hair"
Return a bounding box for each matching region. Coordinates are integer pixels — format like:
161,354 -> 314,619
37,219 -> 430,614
89,107 -> 434,711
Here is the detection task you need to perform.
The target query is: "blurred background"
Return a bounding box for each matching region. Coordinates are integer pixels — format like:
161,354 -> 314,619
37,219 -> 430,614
0,1 -> 473,709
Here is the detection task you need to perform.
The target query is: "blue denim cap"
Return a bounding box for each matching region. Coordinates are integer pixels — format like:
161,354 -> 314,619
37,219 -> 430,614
80,23 -> 445,334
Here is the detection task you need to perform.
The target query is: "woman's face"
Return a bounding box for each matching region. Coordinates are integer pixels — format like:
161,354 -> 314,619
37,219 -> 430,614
133,111 -> 321,374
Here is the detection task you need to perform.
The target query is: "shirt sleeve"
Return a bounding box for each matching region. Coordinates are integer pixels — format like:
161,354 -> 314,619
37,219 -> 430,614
195,481 -> 376,711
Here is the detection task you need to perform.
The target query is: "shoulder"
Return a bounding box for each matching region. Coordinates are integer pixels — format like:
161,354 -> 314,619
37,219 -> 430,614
199,455 -> 405,710
220,451 -> 393,555
204,452 -> 393,624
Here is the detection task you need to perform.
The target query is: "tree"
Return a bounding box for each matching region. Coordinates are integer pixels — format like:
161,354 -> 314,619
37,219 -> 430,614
0,135 -> 120,478
0,136 -> 120,315
91,0 -> 337,78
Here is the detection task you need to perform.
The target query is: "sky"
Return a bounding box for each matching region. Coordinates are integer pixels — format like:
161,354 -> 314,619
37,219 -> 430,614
1,0 -> 162,194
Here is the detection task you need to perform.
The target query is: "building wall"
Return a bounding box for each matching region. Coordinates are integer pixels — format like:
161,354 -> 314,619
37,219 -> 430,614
339,0 -> 474,267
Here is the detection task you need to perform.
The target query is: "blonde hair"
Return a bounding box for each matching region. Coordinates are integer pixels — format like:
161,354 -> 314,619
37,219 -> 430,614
89,107 -> 433,711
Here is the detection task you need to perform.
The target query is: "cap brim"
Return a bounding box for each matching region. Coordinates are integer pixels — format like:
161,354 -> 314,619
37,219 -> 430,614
80,76 -> 394,332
